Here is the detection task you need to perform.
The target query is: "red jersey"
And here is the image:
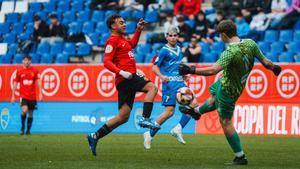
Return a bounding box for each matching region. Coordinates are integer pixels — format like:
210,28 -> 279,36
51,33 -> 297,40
103,30 -> 141,86
14,66 -> 40,101
174,0 -> 201,17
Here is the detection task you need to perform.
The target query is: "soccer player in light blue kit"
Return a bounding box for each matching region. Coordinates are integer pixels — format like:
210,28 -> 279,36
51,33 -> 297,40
143,26 -> 192,149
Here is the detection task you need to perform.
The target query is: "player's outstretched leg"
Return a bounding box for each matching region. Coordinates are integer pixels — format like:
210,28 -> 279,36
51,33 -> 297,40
179,98 -> 216,120
220,118 -> 248,165
143,106 -> 174,149
87,104 -> 131,156
138,83 -> 160,129
171,114 -> 191,144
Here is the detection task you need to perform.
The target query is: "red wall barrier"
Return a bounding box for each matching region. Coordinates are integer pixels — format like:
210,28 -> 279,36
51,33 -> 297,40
0,64 -> 299,103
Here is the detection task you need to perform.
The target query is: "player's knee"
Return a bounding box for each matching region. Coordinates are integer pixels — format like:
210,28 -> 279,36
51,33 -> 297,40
148,84 -> 158,93
118,114 -> 130,124
21,107 -> 28,113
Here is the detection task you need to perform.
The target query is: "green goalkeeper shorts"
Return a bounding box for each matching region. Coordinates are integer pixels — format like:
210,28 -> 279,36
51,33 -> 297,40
209,79 -> 235,119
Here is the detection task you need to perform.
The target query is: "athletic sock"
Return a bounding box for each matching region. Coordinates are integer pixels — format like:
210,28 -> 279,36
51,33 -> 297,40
226,131 -> 244,157
195,100 -> 216,114
179,114 -> 191,128
95,124 -> 112,140
142,102 -> 153,119
27,117 -> 33,131
150,122 -> 160,137
21,114 -> 26,130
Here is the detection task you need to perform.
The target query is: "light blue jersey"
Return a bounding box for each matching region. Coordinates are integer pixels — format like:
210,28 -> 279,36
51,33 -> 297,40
154,44 -> 186,106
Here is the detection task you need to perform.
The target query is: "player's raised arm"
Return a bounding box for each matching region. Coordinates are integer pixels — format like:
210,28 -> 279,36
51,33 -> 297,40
128,18 -> 145,48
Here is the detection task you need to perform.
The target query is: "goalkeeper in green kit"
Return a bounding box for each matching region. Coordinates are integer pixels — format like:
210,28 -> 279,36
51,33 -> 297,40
179,20 -> 282,165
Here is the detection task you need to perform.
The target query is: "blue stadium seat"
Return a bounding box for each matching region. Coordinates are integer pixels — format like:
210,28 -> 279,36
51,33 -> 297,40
105,10 -> 118,20
294,30 -> 300,42
199,42 -> 210,54
63,43 -> 76,55
99,33 -> 110,46
0,23 -> 10,34
18,32 -> 31,41
68,22 -> 82,35
50,43 -> 64,55
287,42 -> 300,53
77,10 -> 91,22
12,23 -> 24,34
77,43 -> 91,56
152,43 -> 164,52
211,42 -> 225,54
57,1 -> 70,12
266,52 -> 278,62
145,10 -> 158,23
137,43 -> 152,55
295,54 -> 300,62
258,41 -> 270,54
13,54 -> 24,64
71,0 -> 84,11
279,30 -> 293,42
40,54 -> 54,64
0,54 -> 13,64
264,30 -> 278,42
63,11 -> 76,25
55,53 -> 69,63
30,53 -> 40,64
8,44 -> 18,54
119,10 -> 131,19
29,3 -> 42,12
96,22 -> 109,34
278,52 -> 294,62
92,11 -> 105,22
135,53 -> 145,63
6,13 -> 19,23
21,12 -> 33,23
131,10 -> 144,20
185,20 -> 195,28
37,43 -> 50,55
82,22 -> 94,34
87,33 -> 100,45
35,11 -> 48,21
203,52 -> 218,63
270,42 -> 284,53
25,23 -> 34,34
3,33 -> 16,43
125,21 -> 136,34
43,2 -> 56,12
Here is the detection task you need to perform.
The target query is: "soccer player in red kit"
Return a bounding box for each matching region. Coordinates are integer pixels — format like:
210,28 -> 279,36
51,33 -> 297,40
87,14 -> 159,156
11,55 -> 43,135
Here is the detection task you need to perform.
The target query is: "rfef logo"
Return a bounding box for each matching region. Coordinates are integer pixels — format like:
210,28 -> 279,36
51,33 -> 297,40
68,69 -> 89,97
246,69 -> 268,98
276,69 -> 299,99
186,75 -> 206,97
97,69 -> 116,97
1,108 -> 10,130
41,68 -> 60,96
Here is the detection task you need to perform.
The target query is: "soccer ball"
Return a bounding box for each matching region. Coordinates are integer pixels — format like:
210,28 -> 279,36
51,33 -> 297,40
176,87 -> 194,105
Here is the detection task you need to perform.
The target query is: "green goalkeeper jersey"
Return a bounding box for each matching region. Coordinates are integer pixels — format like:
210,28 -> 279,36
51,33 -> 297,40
216,39 -> 265,101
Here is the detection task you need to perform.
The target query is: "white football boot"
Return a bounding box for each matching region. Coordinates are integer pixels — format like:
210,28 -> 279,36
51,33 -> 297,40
170,124 -> 186,144
143,131 -> 152,149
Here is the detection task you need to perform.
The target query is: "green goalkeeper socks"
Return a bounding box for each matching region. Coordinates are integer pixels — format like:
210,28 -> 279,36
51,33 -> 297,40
226,131 -> 243,154
196,100 -> 216,114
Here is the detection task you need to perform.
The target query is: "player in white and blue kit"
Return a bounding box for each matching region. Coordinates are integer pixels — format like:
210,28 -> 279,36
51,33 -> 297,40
143,27 -> 192,149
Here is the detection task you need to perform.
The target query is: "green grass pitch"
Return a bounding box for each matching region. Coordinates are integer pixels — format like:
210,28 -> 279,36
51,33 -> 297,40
0,134 -> 299,169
